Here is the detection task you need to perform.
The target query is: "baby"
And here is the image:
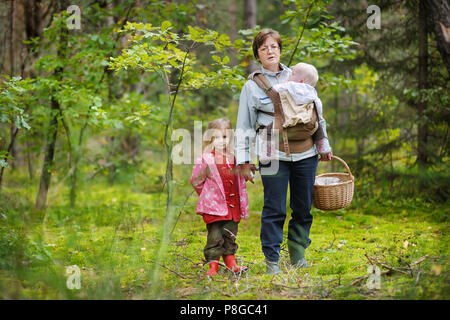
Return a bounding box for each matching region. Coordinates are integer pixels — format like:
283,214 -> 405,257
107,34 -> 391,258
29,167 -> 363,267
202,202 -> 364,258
273,62 -> 332,155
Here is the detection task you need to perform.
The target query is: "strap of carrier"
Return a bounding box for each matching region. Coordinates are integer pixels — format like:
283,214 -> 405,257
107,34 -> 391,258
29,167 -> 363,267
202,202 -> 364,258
248,71 -> 291,156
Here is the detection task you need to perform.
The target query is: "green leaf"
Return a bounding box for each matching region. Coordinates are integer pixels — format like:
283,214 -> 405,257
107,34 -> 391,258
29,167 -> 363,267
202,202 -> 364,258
21,116 -> 31,130
161,20 -> 172,32
0,159 -> 8,168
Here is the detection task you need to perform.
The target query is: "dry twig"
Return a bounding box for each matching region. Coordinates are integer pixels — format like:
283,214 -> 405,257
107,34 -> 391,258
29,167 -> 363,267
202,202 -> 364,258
351,253 -> 429,286
148,259 -> 196,280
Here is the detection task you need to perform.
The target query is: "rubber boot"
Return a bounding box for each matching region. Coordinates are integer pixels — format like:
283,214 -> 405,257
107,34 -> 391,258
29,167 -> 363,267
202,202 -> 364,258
265,259 -> 283,275
223,255 -> 248,273
288,239 -> 309,268
206,260 -> 219,276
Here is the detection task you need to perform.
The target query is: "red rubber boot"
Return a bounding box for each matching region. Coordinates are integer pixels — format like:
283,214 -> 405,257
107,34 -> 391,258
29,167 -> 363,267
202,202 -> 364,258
223,255 -> 248,273
206,260 -> 219,276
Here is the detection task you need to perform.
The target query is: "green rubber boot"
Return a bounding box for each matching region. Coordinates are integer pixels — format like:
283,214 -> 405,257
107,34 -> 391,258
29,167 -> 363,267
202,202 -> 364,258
265,260 -> 283,275
287,239 -> 309,268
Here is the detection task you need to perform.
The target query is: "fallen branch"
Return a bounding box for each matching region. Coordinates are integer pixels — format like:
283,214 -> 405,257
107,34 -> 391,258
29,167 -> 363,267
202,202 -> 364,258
351,270 -> 390,286
174,253 -> 203,268
411,255 -> 428,267
364,253 -> 376,266
206,279 -> 232,297
351,253 -> 429,286
148,259 -> 196,280
271,282 -> 317,290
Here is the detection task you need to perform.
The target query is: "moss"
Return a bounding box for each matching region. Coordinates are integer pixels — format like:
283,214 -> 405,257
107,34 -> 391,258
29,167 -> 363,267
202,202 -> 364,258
0,175 -> 448,300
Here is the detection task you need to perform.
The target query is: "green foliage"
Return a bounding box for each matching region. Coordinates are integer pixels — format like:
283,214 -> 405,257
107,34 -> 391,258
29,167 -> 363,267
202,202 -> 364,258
0,76 -> 34,131
281,0 -> 358,61
110,21 -> 245,91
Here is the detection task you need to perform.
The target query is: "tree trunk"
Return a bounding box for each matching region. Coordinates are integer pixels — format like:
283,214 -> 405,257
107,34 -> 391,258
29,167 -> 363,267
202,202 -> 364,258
0,0 -> 18,189
426,0 -> 450,75
35,97 -> 59,209
0,127 -> 19,191
35,1 -> 68,210
228,0 -> 239,66
22,0 -> 49,183
26,139 -> 34,181
9,0 -> 17,171
1,0 -> 50,190
417,0 -> 429,170
244,0 -> 257,74
22,0 -> 45,78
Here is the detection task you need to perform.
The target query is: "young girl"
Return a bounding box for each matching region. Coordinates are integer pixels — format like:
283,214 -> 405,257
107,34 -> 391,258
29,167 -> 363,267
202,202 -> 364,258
190,118 -> 249,276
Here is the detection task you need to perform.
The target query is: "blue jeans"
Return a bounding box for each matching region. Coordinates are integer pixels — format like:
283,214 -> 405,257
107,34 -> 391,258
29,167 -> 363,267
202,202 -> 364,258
259,155 -> 318,262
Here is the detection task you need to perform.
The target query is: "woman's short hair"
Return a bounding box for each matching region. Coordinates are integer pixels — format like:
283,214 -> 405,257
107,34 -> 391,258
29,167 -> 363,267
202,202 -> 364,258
252,28 -> 282,60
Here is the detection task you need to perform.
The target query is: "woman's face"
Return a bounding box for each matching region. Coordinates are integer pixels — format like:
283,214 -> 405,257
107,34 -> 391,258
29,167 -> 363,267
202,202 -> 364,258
257,36 -> 281,71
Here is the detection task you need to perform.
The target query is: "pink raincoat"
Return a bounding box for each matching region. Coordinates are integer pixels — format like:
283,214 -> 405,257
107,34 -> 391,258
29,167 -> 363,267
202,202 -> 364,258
190,152 -> 249,221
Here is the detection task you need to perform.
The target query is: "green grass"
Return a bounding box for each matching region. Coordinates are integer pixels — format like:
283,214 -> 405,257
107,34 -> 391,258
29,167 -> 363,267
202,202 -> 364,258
0,169 -> 449,300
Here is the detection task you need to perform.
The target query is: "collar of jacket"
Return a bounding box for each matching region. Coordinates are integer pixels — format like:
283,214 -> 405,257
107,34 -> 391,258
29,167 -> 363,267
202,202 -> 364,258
260,63 -> 290,77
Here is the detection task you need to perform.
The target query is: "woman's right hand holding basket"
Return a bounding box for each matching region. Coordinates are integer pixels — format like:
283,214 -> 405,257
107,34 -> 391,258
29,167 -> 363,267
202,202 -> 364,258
319,152 -> 333,161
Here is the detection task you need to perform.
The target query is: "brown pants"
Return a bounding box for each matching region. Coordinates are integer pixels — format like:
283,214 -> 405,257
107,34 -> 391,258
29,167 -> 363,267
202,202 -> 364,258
204,220 -> 239,262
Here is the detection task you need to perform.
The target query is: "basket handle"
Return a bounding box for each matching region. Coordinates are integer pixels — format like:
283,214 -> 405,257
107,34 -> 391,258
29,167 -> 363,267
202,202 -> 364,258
330,155 -> 354,181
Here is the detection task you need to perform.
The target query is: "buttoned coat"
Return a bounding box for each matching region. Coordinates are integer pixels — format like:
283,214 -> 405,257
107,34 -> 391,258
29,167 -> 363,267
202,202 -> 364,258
190,152 -> 249,221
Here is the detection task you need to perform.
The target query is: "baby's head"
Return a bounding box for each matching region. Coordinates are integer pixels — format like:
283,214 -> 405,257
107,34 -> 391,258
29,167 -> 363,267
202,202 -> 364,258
203,117 -> 234,154
288,62 -> 319,87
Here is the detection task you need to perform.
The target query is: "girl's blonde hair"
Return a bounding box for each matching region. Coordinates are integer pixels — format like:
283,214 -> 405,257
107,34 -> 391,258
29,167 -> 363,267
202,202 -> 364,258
202,117 -> 234,153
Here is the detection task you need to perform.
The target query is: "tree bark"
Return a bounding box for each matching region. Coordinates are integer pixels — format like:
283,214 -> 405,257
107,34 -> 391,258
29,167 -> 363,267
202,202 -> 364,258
228,0 -> 239,66
0,127 -> 19,191
35,97 -> 59,209
22,0 -> 45,78
426,0 -> 450,75
0,0 -> 18,189
35,0 -> 68,210
244,0 -> 257,74
9,0 -> 17,170
417,0 -> 429,169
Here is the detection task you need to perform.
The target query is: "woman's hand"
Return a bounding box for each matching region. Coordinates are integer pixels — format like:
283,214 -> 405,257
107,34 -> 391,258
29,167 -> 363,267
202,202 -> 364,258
319,152 -> 333,161
235,163 -> 257,184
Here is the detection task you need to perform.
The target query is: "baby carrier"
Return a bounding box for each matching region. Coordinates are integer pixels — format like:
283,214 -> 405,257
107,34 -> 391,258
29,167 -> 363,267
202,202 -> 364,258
249,71 -> 325,157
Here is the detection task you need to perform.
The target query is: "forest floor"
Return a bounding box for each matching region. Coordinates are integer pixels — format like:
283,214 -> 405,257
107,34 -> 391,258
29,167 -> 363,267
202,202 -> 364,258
0,170 -> 449,300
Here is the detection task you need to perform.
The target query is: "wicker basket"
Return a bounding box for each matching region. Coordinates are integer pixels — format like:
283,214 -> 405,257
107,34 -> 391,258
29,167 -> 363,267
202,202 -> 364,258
313,156 -> 354,211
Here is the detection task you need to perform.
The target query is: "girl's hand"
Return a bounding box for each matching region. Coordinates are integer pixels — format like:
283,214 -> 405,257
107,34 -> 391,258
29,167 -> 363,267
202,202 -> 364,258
236,163 -> 256,184
319,152 -> 333,161
191,165 -> 210,193
198,166 -> 210,181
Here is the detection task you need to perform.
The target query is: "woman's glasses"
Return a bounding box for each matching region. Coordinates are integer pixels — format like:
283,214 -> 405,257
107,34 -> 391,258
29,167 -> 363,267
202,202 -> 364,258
258,45 -> 280,54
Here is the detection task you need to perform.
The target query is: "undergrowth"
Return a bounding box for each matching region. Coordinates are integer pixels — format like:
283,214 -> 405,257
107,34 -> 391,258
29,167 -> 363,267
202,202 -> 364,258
0,168 -> 448,300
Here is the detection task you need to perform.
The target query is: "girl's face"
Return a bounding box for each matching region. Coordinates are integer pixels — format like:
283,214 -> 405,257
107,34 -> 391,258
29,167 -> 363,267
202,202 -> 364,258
257,36 -> 281,71
211,128 -> 231,152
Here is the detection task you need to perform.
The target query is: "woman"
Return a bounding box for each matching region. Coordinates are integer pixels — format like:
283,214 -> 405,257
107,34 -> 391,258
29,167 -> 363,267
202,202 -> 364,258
235,29 -> 333,275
